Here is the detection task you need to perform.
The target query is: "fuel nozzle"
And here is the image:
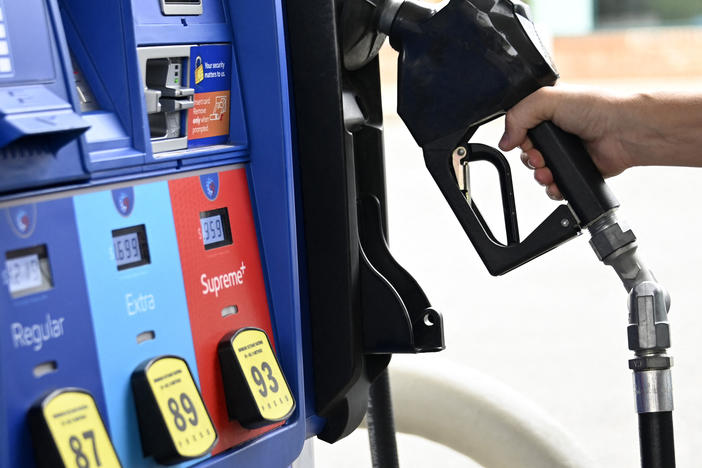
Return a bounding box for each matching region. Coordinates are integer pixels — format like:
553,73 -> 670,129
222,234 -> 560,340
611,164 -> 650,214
386,0 -> 558,146
341,0 -> 401,70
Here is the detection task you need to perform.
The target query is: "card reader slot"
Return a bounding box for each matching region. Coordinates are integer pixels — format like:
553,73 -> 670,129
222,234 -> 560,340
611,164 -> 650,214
139,50 -> 194,152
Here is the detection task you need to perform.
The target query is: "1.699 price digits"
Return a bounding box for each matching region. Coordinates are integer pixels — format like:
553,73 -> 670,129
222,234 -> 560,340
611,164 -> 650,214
114,236 -> 139,262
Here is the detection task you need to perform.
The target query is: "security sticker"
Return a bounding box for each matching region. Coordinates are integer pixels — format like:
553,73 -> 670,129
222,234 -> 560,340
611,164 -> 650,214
131,356 -> 217,464
188,44 -> 231,147
218,328 -> 295,428
28,389 -> 122,468
194,56 -> 204,85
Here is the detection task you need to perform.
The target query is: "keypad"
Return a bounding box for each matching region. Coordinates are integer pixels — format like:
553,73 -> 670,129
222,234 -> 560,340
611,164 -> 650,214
0,5 -> 12,74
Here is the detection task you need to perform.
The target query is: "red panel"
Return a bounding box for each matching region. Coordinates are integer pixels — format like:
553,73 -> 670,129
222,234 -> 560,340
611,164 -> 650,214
169,168 -> 282,454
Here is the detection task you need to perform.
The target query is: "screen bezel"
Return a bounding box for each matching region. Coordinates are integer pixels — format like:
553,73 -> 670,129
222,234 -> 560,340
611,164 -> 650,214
199,207 -> 233,251
5,244 -> 53,299
112,225 -> 151,271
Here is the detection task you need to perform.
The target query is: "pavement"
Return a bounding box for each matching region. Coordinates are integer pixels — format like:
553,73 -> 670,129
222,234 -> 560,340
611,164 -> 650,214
314,75 -> 702,467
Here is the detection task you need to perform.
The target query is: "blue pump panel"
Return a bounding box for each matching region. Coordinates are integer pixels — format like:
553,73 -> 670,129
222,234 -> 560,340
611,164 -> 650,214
0,0 -> 89,194
73,182 -> 206,467
0,0 -> 312,466
0,199 -> 106,468
58,0 -> 249,176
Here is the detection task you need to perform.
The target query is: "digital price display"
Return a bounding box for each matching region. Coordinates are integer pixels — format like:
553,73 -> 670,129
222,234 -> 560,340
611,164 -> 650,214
199,208 -> 232,250
112,225 -> 150,271
5,245 -> 53,299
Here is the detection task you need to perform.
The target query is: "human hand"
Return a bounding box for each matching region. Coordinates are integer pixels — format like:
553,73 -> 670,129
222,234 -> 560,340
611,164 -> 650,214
498,85 -> 634,200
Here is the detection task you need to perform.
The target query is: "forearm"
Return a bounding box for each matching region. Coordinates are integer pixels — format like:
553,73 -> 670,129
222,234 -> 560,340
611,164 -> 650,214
617,92 -> 702,168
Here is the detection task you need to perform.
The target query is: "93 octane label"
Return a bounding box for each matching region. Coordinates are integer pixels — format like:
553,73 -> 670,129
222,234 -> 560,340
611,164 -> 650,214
145,357 -> 216,457
232,329 -> 294,421
43,391 -> 122,468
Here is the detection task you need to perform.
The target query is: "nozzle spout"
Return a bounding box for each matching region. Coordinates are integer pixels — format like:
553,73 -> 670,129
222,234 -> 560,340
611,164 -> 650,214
377,0 -> 405,35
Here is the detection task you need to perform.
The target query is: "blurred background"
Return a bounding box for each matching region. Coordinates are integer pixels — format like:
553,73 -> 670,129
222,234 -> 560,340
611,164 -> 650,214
316,1 -> 702,466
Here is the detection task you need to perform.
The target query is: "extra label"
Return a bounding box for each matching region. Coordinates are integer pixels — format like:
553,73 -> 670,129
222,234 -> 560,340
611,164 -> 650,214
36,390 -> 122,468
218,328 -> 294,427
143,357 -> 217,458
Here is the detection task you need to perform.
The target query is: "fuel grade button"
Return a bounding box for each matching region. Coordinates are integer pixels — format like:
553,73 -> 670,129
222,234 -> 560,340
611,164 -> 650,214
28,388 -> 122,468
131,356 -> 217,464
218,328 -> 295,428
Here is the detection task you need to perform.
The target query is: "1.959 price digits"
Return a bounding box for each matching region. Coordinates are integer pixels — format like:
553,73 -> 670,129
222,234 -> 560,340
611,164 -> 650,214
250,362 -> 279,397
69,430 -> 100,468
201,215 -> 224,245
168,392 -> 198,432
203,217 -> 222,242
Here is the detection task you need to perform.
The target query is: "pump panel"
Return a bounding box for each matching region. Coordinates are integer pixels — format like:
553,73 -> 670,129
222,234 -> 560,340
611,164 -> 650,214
0,0 -> 308,466
170,169 -> 285,454
0,199 -> 106,468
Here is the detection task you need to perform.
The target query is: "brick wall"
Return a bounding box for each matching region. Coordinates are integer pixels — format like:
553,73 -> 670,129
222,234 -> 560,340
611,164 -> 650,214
554,27 -> 702,80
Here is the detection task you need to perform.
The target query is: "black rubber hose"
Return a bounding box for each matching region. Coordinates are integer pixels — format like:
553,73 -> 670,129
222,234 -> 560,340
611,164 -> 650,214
367,369 -> 400,468
639,412 -> 676,468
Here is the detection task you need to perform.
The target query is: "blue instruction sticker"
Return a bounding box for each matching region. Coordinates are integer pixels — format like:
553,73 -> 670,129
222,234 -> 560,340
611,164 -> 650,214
188,44 -> 232,147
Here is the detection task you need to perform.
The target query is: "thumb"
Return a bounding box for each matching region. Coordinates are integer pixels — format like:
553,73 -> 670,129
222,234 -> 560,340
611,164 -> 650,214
499,87 -> 558,151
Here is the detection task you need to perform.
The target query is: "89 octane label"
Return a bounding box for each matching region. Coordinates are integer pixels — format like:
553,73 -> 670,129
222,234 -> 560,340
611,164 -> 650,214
43,391 -> 122,468
145,357 -> 216,458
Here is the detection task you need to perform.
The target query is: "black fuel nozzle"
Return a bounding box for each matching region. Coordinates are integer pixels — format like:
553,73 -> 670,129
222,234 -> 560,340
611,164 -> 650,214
374,0 -> 620,274
385,0 -> 559,146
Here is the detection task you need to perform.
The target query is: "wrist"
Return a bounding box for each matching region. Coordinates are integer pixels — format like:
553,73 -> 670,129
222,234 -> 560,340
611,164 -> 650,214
618,92 -> 702,168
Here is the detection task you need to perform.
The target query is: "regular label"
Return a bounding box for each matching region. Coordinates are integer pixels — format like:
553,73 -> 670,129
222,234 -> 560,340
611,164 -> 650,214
144,357 -> 216,457
42,391 -> 122,468
231,329 -> 294,421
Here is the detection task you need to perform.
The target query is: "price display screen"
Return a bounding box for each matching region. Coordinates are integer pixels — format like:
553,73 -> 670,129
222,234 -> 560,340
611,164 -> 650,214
5,245 -> 53,299
199,207 -> 232,250
112,225 -> 150,271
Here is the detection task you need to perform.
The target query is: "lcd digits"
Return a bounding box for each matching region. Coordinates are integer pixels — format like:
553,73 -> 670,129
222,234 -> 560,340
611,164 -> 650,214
112,225 -> 151,271
5,245 -> 53,298
199,208 -> 232,250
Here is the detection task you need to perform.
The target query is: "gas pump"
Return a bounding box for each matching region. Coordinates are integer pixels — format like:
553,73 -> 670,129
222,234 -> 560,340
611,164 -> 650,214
0,0 -> 310,466
0,0 -> 442,466
1,0 -> 676,467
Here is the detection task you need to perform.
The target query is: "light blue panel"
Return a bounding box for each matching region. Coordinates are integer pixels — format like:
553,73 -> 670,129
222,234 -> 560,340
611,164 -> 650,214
74,181 -> 205,467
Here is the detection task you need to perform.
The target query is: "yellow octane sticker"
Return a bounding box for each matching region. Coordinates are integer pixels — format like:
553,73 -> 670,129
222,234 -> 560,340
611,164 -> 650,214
145,357 -> 216,458
232,329 -> 294,421
43,391 -> 122,468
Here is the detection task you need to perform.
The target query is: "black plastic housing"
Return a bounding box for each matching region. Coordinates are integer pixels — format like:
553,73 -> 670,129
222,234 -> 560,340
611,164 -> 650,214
529,122 -> 619,226
130,356 -> 217,465
217,328 -> 296,429
391,0 -> 558,147
27,388 -> 122,468
286,0 -> 444,444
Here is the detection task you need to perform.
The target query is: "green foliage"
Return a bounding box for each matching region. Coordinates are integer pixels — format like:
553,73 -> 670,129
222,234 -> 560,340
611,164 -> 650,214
597,0 -> 702,23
